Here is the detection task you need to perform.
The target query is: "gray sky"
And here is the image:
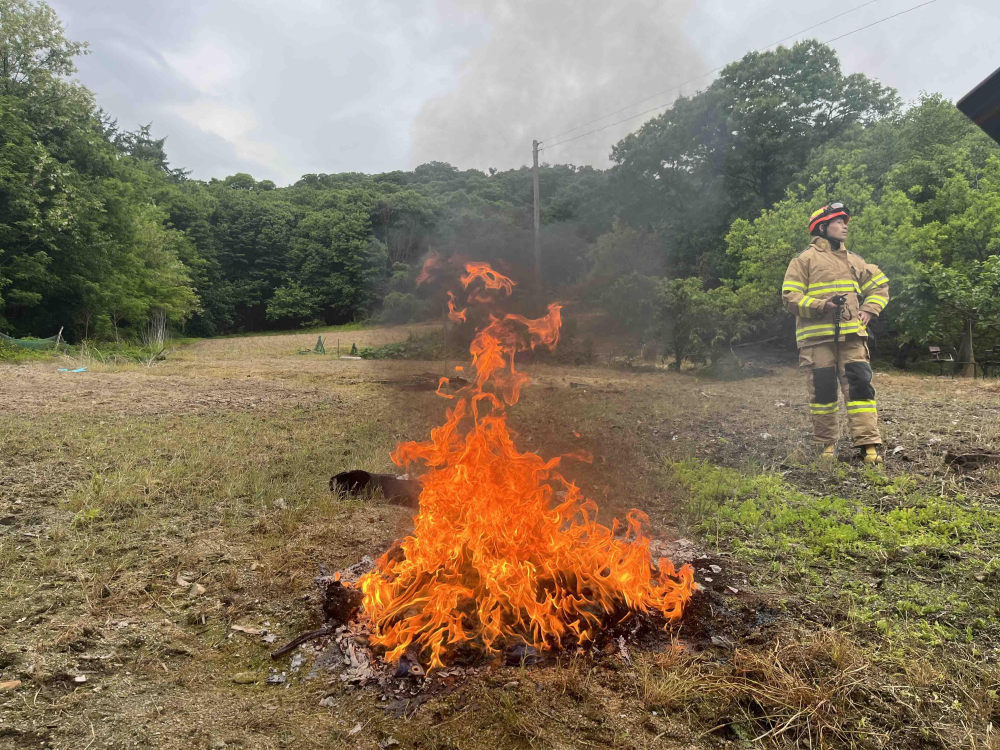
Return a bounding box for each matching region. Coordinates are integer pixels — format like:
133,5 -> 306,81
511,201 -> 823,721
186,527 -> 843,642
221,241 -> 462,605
51,0 -> 1000,185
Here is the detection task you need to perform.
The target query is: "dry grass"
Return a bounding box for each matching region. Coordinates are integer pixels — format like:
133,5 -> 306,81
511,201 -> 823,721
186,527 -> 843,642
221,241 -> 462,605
185,322 -> 440,361
2,326 -> 1000,749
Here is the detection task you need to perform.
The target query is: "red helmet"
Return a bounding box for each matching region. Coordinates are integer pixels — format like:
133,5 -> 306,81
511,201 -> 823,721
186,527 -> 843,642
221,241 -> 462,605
809,203 -> 850,235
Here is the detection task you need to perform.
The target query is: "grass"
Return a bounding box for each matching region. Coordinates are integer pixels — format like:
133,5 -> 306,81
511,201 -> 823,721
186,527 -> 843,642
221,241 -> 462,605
672,459 -> 1000,644
662,458 -> 1000,746
0,337 -> 62,362
228,320 -> 373,338
180,321 -> 442,363
3,319 -> 1000,748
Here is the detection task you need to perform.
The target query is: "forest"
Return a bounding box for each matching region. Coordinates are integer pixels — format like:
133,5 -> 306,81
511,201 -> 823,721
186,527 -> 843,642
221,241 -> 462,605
2,0 -> 998,364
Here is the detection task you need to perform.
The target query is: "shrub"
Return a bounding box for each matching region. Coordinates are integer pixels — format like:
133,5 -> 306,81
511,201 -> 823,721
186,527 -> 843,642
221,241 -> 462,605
379,292 -> 427,325
358,331 -> 457,360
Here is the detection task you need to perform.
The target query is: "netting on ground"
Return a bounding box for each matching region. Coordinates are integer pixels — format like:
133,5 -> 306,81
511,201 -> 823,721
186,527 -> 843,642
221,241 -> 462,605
0,332 -> 63,350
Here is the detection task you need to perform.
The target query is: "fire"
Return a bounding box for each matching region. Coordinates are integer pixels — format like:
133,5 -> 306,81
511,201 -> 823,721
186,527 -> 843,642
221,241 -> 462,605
446,291 -> 466,323
358,264 -> 695,670
415,253 -> 443,286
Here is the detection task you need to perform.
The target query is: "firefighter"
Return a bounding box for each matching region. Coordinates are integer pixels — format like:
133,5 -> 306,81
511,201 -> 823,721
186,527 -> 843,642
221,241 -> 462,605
781,203 -> 889,464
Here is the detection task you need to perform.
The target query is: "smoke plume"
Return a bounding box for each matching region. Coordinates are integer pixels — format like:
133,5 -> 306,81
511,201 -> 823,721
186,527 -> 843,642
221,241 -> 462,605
410,0 -> 704,171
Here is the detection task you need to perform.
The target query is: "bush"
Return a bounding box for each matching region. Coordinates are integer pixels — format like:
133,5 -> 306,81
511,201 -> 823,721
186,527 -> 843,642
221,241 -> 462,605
358,331 -> 458,360
378,292 -> 427,324
0,337 -> 50,362
600,272 -> 659,349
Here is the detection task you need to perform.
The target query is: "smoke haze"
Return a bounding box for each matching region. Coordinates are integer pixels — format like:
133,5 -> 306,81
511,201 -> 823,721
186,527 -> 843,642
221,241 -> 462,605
410,0 -> 703,171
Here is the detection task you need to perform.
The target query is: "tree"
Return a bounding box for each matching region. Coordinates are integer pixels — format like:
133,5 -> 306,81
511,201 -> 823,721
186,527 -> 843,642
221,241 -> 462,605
266,282 -> 319,325
656,278 -> 708,371
130,202 -> 198,327
286,208 -> 385,322
114,123 -> 189,181
587,221 -> 663,284
600,272 -> 659,351
224,173 -> 257,191
611,41 -> 899,281
0,0 -> 88,96
370,189 -> 441,266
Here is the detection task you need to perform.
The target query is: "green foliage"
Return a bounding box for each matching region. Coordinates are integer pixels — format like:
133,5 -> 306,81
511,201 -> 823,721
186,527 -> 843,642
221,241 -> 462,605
357,331 -> 453,360
0,0 -> 89,97
265,282 -> 319,325
0,335 -> 51,361
587,220 -> 663,283
378,292 -> 427,324
612,40 -> 898,280
656,278 -> 707,370
600,272 -> 659,348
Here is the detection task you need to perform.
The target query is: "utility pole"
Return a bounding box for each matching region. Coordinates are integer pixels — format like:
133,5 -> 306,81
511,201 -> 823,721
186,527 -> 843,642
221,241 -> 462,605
532,139 -> 541,291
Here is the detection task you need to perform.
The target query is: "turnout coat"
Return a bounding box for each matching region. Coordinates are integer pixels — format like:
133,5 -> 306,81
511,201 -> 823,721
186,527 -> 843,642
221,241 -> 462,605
781,237 -> 889,348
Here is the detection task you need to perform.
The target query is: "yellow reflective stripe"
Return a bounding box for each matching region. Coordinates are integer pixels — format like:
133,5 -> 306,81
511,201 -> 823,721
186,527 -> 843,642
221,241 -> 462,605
808,279 -> 860,293
847,406 -> 877,414
846,400 -> 877,414
798,295 -> 821,311
865,295 -> 888,307
796,324 -> 862,340
797,321 -> 862,334
798,323 -> 836,333
807,287 -> 858,295
861,275 -> 888,292
810,402 -> 839,415
783,280 -> 806,291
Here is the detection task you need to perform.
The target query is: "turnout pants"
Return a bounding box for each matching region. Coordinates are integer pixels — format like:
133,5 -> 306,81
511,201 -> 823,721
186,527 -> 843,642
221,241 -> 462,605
798,335 -> 881,447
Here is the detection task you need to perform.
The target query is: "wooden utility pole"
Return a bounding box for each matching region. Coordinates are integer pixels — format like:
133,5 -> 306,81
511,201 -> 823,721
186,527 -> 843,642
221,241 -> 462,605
532,139 -> 541,290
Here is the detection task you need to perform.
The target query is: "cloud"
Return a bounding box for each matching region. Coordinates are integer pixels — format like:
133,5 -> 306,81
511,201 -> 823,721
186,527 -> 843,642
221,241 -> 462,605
51,0 -> 487,184
172,103 -> 280,169
48,0 -> 1000,182
410,0 -> 705,171
162,36 -> 242,96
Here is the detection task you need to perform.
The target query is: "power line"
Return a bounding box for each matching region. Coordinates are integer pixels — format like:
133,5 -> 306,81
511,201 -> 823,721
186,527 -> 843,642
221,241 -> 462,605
823,0 -> 937,43
538,0 -> 885,145
539,0 -> 938,153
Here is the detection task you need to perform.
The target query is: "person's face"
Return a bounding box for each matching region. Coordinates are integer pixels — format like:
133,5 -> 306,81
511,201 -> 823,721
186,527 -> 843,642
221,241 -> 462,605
826,217 -> 848,242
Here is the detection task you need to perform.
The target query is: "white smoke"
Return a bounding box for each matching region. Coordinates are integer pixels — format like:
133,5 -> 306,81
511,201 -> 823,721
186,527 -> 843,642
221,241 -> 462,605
410,0 -> 705,171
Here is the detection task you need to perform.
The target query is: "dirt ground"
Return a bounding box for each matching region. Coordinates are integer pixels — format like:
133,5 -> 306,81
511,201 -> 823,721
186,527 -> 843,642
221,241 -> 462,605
3,326 -> 1000,750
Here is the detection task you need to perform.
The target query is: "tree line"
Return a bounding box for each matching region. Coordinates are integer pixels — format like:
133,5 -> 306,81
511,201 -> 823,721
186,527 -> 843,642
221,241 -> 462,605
2,0 -> 997,365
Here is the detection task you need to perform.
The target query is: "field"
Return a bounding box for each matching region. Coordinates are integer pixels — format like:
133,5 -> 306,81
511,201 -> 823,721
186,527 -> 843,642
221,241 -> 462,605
3,323 -> 1000,750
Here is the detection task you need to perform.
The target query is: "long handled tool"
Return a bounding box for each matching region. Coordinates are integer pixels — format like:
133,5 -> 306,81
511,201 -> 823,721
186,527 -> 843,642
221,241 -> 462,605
831,294 -> 849,341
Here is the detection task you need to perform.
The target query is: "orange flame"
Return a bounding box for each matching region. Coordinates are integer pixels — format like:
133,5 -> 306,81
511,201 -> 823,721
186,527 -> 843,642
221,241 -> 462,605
416,253 -> 444,286
446,291 -> 467,323
461,262 -> 515,297
358,263 -> 694,670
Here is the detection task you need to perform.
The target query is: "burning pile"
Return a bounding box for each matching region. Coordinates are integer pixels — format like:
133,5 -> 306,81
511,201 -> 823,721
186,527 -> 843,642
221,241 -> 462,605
356,263 -> 694,670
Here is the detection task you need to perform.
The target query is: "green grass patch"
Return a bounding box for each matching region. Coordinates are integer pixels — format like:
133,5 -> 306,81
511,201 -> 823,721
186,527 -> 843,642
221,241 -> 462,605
358,331 -> 460,360
671,459 -> 1000,646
